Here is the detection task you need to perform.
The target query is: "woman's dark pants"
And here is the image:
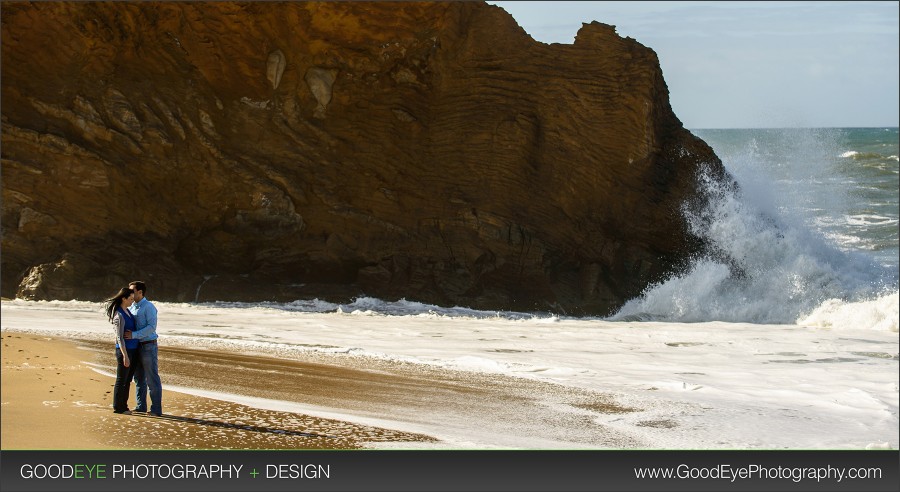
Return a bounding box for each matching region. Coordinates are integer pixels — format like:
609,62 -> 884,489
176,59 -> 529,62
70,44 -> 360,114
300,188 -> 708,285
113,347 -> 140,413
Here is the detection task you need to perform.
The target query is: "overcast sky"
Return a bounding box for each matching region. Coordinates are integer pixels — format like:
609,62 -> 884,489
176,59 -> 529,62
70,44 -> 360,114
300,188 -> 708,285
490,1 -> 899,129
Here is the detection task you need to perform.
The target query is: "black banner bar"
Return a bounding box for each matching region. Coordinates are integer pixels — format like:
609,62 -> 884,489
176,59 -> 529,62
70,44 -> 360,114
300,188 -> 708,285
2,450 -> 898,492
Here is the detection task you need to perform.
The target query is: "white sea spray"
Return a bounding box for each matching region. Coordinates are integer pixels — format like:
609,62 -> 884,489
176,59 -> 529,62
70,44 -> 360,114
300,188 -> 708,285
611,128 -> 898,327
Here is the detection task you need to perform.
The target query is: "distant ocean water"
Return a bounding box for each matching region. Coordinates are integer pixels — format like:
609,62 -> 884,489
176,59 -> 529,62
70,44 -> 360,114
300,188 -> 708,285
697,127 -> 898,268
612,127 -> 899,328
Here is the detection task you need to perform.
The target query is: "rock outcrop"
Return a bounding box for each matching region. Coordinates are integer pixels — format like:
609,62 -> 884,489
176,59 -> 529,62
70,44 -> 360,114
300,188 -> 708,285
1,1 -> 724,314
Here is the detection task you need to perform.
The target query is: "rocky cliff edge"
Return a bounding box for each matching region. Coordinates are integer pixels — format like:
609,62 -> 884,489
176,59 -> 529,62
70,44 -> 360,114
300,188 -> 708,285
1,1 -> 725,315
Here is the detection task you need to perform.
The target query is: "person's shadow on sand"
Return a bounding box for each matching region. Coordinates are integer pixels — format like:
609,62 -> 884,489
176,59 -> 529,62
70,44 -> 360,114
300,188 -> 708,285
131,412 -> 331,439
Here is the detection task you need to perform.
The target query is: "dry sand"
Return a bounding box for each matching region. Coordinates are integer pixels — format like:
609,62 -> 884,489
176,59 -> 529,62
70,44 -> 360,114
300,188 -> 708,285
1,332 -> 434,449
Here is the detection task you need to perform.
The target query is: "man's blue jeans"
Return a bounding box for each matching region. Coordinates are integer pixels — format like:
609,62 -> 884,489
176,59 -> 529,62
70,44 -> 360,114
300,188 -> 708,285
133,341 -> 162,414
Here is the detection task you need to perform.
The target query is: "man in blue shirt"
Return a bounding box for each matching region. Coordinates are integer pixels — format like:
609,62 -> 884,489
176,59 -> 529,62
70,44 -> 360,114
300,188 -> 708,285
125,280 -> 163,416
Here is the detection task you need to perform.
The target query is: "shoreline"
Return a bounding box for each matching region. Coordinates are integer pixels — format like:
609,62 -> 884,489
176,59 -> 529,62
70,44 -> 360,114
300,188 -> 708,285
2,328 -> 652,450
3,299 -> 896,450
1,333 -> 436,450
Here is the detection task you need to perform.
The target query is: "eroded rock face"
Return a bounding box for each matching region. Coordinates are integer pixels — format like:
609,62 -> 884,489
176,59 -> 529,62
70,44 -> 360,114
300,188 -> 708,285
1,1 -> 725,314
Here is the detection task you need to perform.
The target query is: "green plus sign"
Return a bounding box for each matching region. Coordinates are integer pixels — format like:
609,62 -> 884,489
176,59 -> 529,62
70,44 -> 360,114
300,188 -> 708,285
250,468 -> 259,478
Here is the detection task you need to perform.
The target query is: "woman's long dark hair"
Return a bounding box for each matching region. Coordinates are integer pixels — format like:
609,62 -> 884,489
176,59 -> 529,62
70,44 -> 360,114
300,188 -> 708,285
105,287 -> 133,323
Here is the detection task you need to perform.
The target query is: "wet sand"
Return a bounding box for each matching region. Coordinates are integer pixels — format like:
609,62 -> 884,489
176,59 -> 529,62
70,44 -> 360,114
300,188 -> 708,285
1,333 -> 434,449
2,328 -> 649,450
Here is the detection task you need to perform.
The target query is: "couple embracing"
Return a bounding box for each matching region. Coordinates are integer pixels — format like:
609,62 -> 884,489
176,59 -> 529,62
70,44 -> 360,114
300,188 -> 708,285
104,281 -> 163,416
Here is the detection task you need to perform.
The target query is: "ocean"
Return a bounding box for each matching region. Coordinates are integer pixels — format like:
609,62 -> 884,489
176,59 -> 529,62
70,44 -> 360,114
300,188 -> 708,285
614,127 -> 899,327
2,127 -> 897,449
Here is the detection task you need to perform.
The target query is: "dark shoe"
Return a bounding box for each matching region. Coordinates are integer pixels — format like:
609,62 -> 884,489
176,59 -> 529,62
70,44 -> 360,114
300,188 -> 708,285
114,410 -> 132,415
135,408 -> 147,413
149,412 -> 162,417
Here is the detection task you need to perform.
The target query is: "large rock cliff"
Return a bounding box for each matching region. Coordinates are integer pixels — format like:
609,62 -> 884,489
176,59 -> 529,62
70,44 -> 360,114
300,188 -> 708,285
1,1 -> 724,314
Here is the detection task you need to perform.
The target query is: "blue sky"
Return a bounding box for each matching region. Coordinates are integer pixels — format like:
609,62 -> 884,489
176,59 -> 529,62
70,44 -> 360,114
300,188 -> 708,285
490,1 -> 900,129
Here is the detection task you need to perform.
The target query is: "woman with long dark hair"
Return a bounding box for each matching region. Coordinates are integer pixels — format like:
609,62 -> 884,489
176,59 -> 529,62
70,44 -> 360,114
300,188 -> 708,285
105,287 -> 140,414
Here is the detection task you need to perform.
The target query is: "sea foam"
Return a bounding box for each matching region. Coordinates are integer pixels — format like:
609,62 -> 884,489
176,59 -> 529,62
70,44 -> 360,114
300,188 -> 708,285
797,292 -> 899,332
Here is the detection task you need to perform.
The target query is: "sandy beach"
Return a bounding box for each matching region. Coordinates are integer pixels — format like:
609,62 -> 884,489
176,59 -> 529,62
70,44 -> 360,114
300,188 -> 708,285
0,332 -> 438,450
1,328 -> 640,451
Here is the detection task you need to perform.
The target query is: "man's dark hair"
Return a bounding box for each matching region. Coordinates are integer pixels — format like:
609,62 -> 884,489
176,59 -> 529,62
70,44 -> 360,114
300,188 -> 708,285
129,280 -> 147,295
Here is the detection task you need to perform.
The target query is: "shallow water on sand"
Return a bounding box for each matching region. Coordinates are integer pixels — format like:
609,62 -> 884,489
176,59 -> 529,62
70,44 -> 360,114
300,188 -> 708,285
3,300 -> 897,449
